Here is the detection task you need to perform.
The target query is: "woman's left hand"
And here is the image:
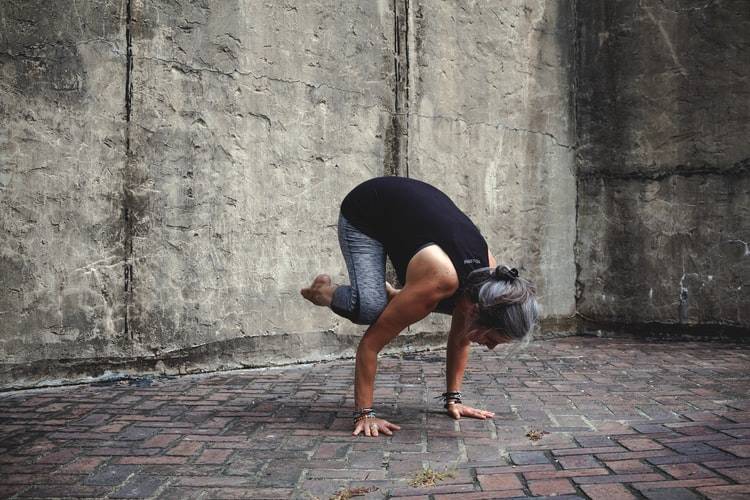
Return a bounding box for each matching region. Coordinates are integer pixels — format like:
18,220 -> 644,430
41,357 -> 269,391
446,403 -> 495,420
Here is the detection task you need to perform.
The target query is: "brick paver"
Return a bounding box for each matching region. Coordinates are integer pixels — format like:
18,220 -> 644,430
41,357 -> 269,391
1,337 -> 749,498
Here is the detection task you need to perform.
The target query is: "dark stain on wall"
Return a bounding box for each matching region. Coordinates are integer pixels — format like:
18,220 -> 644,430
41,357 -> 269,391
575,0 -> 750,329
0,0 -> 124,102
382,114 -> 401,177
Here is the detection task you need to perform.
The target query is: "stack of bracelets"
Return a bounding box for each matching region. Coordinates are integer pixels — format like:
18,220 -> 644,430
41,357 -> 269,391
354,394 -> 461,425
353,407 -> 376,424
438,391 -> 462,409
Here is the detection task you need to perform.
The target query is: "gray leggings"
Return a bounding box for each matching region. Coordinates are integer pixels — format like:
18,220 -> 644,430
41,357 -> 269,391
330,215 -> 388,325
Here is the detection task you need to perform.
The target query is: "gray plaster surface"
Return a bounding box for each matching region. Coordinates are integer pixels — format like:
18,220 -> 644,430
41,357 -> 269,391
408,0 -> 577,324
576,0 -> 750,176
0,1 -> 128,362
126,1 -> 395,350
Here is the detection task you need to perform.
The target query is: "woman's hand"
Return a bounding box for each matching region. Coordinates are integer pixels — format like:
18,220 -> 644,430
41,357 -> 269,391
352,417 -> 402,437
446,403 -> 495,420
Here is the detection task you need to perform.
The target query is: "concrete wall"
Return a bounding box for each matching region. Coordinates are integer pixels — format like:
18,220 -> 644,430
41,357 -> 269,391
125,1 -> 395,354
1,1 -> 578,389
575,0 -> 750,329
407,0 -> 577,339
5,0 -> 746,389
0,1 -> 128,380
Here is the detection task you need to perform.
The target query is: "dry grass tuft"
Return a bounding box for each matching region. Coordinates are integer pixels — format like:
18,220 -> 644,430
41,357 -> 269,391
408,467 -> 455,487
526,428 -> 549,441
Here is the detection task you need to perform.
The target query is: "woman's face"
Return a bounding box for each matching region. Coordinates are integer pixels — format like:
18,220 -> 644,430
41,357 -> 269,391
466,326 -> 512,350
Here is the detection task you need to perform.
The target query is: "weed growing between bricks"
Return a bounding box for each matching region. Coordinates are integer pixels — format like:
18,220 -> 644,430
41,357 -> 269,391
408,467 -> 456,487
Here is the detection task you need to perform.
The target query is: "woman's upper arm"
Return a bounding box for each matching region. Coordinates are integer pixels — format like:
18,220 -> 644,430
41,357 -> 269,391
360,283 -> 443,352
360,244 -> 459,352
447,298 -> 472,348
488,249 -> 497,267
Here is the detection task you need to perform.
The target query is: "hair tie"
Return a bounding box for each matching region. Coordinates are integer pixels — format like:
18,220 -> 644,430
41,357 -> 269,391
493,266 -> 519,282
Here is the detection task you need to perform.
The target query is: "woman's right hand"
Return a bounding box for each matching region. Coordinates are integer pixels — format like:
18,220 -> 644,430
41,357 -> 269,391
352,417 -> 401,437
446,403 -> 495,420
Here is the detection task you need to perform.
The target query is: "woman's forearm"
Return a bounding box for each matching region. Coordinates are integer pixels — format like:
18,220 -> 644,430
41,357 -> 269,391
446,296 -> 472,392
352,280 -> 445,411
446,338 -> 470,392
354,340 -> 379,409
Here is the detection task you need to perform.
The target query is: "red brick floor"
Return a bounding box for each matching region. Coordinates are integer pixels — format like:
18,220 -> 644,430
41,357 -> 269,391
1,337 -> 749,499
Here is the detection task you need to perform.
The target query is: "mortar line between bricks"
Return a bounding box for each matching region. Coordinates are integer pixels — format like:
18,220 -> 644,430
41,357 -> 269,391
692,463 -> 744,491
294,467 -> 310,498
568,449 -> 648,500
151,477 -> 174,499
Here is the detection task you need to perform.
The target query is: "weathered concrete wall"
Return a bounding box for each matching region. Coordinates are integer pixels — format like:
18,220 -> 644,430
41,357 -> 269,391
9,0 -> 745,389
125,1 -> 395,355
0,2 -> 128,370
1,0 -> 401,389
2,0 -> 582,390
408,0 -> 578,337
576,0 -> 750,328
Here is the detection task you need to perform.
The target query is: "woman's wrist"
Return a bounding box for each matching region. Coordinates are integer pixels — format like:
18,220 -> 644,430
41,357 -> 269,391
438,391 -> 463,409
353,407 -> 376,424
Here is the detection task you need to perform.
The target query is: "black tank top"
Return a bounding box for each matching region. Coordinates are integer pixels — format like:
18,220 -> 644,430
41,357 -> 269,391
340,177 -> 489,313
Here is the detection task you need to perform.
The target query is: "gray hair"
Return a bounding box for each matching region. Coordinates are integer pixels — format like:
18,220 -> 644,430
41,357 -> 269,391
465,266 -> 539,341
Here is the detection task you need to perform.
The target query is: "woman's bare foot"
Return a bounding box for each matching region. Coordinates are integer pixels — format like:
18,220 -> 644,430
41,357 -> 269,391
301,274 -> 337,307
385,281 -> 401,302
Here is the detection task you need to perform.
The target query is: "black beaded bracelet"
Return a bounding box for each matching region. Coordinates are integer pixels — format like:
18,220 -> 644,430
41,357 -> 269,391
352,408 -> 376,423
437,391 -> 463,409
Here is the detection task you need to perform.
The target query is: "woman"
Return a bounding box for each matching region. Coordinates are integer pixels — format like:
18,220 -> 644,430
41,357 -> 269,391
301,176 -> 538,437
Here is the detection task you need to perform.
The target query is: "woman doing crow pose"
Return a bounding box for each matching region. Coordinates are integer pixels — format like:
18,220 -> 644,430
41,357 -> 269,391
301,176 -> 538,437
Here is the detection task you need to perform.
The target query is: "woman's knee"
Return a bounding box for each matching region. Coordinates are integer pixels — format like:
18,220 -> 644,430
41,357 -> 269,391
356,291 -> 388,325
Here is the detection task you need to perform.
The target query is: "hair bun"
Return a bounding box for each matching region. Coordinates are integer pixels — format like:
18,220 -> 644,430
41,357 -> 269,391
493,266 -> 519,282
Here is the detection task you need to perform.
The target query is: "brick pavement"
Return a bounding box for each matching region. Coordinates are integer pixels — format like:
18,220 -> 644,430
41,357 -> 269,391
1,337 -> 749,499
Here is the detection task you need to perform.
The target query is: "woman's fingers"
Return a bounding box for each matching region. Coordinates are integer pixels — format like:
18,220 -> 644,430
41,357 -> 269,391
449,404 -> 495,420
466,408 -> 487,420
462,407 -> 486,419
467,408 -> 490,419
352,418 -> 401,437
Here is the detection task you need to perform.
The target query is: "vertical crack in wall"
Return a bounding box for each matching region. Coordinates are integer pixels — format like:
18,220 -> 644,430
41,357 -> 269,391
571,0 -> 583,325
385,0 -> 412,289
389,0 -> 410,178
123,0 -> 134,339
403,0 -> 410,178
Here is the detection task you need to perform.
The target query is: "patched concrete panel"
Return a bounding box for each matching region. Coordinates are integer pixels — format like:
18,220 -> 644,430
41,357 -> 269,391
578,174 -> 750,325
576,0 -> 750,175
408,0 -> 578,327
576,0 -> 750,328
126,1 -> 396,355
0,1 -> 127,365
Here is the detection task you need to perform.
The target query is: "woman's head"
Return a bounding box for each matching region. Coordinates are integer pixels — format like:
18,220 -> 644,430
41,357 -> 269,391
464,265 -> 539,345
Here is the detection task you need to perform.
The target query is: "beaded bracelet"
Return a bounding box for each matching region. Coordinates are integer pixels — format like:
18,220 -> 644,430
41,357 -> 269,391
352,407 -> 376,424
437,391 -> 463,409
